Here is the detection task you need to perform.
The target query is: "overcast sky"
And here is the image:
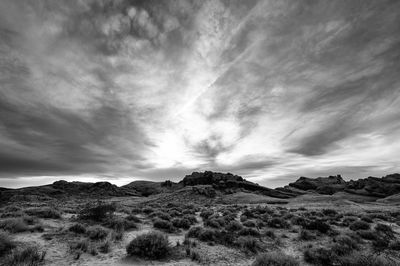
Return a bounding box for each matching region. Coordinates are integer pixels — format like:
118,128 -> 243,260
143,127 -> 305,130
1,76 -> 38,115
1,0 -> 400,188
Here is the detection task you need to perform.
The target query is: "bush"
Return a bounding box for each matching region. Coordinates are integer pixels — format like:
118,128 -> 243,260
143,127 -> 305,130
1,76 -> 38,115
198,228 -> 217,242
126,231 -> 170,259
374,223 -> 394,238
304,247 -> 336,265
299,229 -> 315,241
331,235 -> 359,256
267,218 -> 290,229
153,219 -> 174,232
126,215 -> 141,223
322,209 -> 338,216
304,220 -> 331,233
226,221 -> 243,232
243,220 -> 257,228
4,246 -> 46,266
0,218 -> 30,233
204,219 -> 221,228
357,230 -> 377,240
187,226 -> 203,238
142,207 -> 155,214
152,212 -> 172,221
69,223 -> 86,234
25,207 -> 61,219
70,239 -> 89,252
0,231 -> 15,257
200,210 -> 214,220
252,251 -> 299,266
105,217 -> 137,232
79,203 -> 115,221
237,236 -> 260,254
87,226 -> 109,240
99,240 -> 111,253
349,221 -> 370,231
183,214 -> 197,224
172,218 -> 191,229
238,228 -> 260,237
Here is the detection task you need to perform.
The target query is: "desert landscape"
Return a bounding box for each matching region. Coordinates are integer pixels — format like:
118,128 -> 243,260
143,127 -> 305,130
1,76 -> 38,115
2,0 -> 400,265
1,171 -> 399,266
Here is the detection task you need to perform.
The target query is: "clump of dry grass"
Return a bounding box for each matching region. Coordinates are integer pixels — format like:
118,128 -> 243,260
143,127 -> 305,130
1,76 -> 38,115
252,251 -> 299,266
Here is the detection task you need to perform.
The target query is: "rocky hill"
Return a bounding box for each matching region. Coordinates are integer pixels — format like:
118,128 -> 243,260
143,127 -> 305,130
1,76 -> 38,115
0,180 -> 137,202
1,171 -> 399,203
279,173 -> 400,198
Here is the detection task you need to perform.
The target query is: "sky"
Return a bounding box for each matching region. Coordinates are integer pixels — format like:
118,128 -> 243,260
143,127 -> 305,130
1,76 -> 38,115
0,0 -> 400,188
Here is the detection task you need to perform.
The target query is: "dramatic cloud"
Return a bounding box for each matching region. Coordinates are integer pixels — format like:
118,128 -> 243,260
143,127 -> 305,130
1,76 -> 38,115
1,0 -> 400,188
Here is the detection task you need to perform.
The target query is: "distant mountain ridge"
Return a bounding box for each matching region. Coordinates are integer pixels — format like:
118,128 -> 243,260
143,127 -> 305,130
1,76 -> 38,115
0,171 -> 399,203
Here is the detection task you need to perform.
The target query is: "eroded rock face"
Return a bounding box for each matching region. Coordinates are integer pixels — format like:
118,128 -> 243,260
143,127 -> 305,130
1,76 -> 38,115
287,173 -> 400,197
180,171 -> 244,186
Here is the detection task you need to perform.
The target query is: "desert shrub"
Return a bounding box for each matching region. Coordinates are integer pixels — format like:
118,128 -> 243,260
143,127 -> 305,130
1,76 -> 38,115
25,207 -> 61,219
226,221 -> 243,232
291,216 -> 307,226
252,251 -> 299,266
374,223 -> 394,238
0,231 -> 15,257
4,246 -> 46,266
87,226 -> 109,240
243,220 -> 257,228
187,226 -> 203,238
205,218 -> 221,228
69,223 -> 86,234
168,210 -> 181,217
200,210 -> 214,220
372,237 -> 390,252
322,209 -> 338,216
99,240 -> 111,253
142,207 -> 155,214
111,229 -> 124,241
70,239 -> 89,252
342,216 -> 358,226
360,216 -> 373,223
152,212 -> 172,221
189,249 -> 201,262
265,230 -> 276,239
389,240 -> 400,250
240,215 -> 248,222
172,218 -> 191,229
126,215 -> 141,223
216,230 -> 236,246
238,227 -> 260,237
0,218 -> 30,233
337,252 -> 397,266
22,216 -> 38,225
105,217 -> 137,232
183,214 -> 197,224
304,220 -> 331,233
299,229 -> 315,241
304,247 -> 335,265
79,203 -> 115,221
331,235 -> 359,256
267,218 -> 290,229
357,230 -> 377,240
349,221 -> 370,231
237,236 -> 260,254
126,231 -> 170,259
153,219 -> 174,232
198,228 -> 217,242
